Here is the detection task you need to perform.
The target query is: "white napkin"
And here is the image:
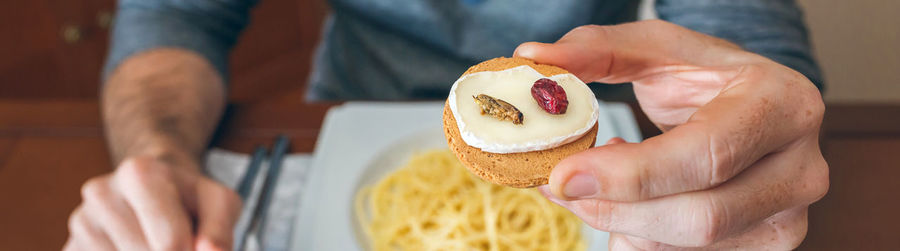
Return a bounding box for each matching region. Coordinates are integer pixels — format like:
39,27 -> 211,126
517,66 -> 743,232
204,149 -> 312,251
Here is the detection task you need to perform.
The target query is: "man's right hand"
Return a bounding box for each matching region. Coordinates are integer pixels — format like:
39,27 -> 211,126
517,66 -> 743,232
65,48 -> 232,250
64,155 -> 241,251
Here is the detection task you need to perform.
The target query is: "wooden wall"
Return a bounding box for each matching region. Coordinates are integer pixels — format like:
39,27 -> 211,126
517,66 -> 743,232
0,0 -> 327,103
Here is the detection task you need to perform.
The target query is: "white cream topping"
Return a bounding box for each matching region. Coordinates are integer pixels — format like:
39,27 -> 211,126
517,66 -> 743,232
448,65 -> 599,153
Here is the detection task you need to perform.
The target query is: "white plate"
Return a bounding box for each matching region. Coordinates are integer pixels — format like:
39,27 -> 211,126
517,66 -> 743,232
290,102 -> 641,250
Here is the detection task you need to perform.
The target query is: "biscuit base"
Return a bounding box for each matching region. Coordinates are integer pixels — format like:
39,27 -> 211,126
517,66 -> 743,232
443,104 -> 597,188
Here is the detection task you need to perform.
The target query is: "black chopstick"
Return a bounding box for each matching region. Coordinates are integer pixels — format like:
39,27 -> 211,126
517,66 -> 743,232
235,135 -> 291,251
237,146 -> 268,201
254,135 -> 290,244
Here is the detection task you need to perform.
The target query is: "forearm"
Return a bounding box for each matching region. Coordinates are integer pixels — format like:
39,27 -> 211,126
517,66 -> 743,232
102,48 -> 225,167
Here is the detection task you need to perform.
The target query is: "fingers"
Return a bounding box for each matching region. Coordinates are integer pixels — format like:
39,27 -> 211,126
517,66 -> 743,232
67,155 -> 240,251
514,20 -> 746,84
540,144 -> 827,247
606,207 -> 810,250
193,178 -> 243,251
80,176 -> 149,250
706,207 -> 809,250
520,20 -> 828,249
552,65 -> 824,202
114,157 -> 195,251
66,206 -> 116,251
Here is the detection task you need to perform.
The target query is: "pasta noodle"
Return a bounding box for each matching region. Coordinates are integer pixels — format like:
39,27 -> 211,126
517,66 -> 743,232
355,150 -> 585,251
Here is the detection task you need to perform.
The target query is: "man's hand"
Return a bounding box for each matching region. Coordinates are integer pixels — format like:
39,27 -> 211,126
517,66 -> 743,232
515,20 -> 828,250
64,155 -> 241,251
66,49 -> 233,250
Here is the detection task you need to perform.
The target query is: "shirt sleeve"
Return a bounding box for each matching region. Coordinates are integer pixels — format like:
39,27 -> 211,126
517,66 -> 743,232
656,0 -> 824,91
103,0 -> 259,83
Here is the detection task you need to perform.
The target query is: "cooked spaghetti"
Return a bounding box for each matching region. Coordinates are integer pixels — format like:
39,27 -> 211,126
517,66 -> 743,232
355,150 -> 585,251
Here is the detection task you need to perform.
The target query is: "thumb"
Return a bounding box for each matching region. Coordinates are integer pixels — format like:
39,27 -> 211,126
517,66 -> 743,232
545,137 -> 627,201
193,178 -> 243,251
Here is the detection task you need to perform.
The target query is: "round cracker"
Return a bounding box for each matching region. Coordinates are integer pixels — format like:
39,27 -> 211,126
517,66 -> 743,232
443,57 -> 598,188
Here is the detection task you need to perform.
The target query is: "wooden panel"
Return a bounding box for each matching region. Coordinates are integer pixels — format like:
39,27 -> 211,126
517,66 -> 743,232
0,1 -> 58,69
801,138 -> 900,250
1,0 -> 322,101
0,100 -> 102,135
0,137 -> 111,251
823,104 -> 900,136
0,0 -> 114,99
0,138 -> 17,171
54,0 -> 115,98
0,0 -> 68,98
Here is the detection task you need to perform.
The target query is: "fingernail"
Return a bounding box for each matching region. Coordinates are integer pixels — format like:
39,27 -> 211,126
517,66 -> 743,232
514,44 -> 536,58
563,174 -> 599,199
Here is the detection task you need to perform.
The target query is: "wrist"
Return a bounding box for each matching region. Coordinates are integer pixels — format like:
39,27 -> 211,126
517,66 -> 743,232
115,138 -> 203,173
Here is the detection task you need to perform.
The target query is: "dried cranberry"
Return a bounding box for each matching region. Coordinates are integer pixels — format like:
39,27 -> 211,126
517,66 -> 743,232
531,78 -> 568,114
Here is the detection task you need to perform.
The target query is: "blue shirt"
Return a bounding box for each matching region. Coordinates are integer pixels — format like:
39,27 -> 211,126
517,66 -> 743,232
104,0 -> 823,101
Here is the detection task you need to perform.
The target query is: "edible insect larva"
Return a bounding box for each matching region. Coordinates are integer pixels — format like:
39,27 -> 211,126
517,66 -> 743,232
473,94 -> 523,125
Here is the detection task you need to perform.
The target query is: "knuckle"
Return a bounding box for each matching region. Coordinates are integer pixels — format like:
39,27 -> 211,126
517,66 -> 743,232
564,24 -> 607,41
689,196 -> 729,247
706,132 -> 737,187
640,19 -> 674,29
770,211 -> 810,250
775,67 -> 824,128
214,181 -> 243,210
633,165 -> 650,200
116,157 -> 167,184
80,176 -> 109,202
612,148 -> 653,200
200,178 -> 244,217
796,83 -> 825,123
223,187 -> 242,209
607,157 -> 647,201
571,24 -> 602,33
804,87 -> 825,115
804,158 -> 830,203
777,227 -> 808,250
67,208 -> 82,233
67,207 -> 90,237
806,96 -> 826,127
